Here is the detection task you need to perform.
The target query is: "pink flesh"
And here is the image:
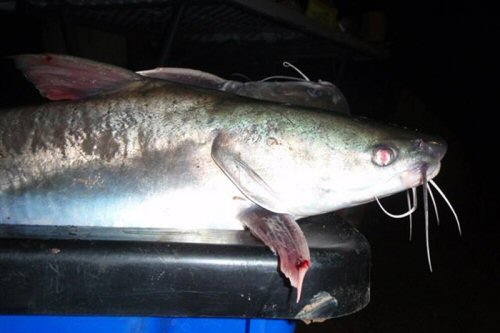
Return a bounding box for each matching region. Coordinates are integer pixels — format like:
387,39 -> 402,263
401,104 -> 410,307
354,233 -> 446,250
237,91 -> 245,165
14,54 -> 141,100
239,207 -> 310,303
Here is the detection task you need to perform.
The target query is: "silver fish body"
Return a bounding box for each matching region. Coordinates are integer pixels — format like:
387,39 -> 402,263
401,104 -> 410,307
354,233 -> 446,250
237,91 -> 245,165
1,82 -> 243,228
0,79 -> 445,229
0,53 -> 450,299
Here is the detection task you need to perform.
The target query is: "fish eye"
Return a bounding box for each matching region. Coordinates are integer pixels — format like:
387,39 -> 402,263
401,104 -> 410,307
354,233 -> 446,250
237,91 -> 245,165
372,145 -> 397,167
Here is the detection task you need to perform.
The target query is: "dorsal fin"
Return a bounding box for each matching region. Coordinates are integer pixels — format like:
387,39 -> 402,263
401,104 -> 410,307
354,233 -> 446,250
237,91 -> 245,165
13,54 -> 143,101
137,67 -> 226,90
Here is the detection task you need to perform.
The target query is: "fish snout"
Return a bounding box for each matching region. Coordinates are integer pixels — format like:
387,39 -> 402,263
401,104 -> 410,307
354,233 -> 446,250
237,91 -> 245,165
415,138 -> 447,161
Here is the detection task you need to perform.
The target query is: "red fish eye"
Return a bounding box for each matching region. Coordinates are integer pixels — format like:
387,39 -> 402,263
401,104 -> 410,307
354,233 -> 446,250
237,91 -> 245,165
372,146 -> 396,166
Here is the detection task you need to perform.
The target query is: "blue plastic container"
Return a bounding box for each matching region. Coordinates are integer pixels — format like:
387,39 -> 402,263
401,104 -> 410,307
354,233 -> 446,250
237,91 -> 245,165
0,316 -> 296,333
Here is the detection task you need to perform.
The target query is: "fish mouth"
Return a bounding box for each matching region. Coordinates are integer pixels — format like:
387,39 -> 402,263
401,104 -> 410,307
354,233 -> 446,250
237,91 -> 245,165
402,162 -> 441,189
424,162 -> 441,182
402,137 -> 446,188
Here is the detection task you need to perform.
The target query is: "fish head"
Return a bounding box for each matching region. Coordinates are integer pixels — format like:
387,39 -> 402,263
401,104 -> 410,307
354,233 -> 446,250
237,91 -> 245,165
366,137 -> 445,190
382,137 -> 446,187
212,107 -> 447,217
316,119 -> 448,211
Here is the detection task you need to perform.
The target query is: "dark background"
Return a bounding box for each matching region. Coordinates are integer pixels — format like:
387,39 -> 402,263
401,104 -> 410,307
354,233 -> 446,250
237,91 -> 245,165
0,0 -> 498,331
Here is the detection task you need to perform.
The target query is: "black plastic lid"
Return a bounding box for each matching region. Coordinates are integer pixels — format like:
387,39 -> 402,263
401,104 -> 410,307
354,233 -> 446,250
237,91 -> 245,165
0,214 -> 370,322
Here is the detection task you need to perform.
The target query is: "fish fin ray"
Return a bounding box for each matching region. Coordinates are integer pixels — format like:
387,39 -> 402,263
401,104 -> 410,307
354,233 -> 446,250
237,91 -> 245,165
137,67 -> 226,89
239,206 -> 310,303
13,54 -> 143,100
211,132 -> 284,211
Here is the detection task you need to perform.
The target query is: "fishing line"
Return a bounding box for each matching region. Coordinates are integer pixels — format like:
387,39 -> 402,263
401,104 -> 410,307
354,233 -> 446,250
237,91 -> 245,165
282,61 -> 310,81
259,62 -> 313,82
259,76 -> 305,82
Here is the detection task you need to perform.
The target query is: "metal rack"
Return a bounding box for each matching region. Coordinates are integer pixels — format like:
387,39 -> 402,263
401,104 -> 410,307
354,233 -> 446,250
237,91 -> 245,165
22,0 -> 386,67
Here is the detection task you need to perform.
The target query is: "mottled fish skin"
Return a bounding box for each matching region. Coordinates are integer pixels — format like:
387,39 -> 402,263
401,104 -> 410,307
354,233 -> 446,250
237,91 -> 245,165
1,81 -> 246,229
1,79 -> 445,228
0,54 -> 447,302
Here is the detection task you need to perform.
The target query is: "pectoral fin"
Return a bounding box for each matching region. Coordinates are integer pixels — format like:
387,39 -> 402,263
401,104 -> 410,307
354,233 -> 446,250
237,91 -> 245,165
211,132 -> 288,213
239,206 -> 310,303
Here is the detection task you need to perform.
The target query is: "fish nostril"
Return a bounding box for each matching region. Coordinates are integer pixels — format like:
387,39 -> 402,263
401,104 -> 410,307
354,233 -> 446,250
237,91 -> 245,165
420,139 -> 447,160
414,139 -> 447,160
430,140 -> 447,159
